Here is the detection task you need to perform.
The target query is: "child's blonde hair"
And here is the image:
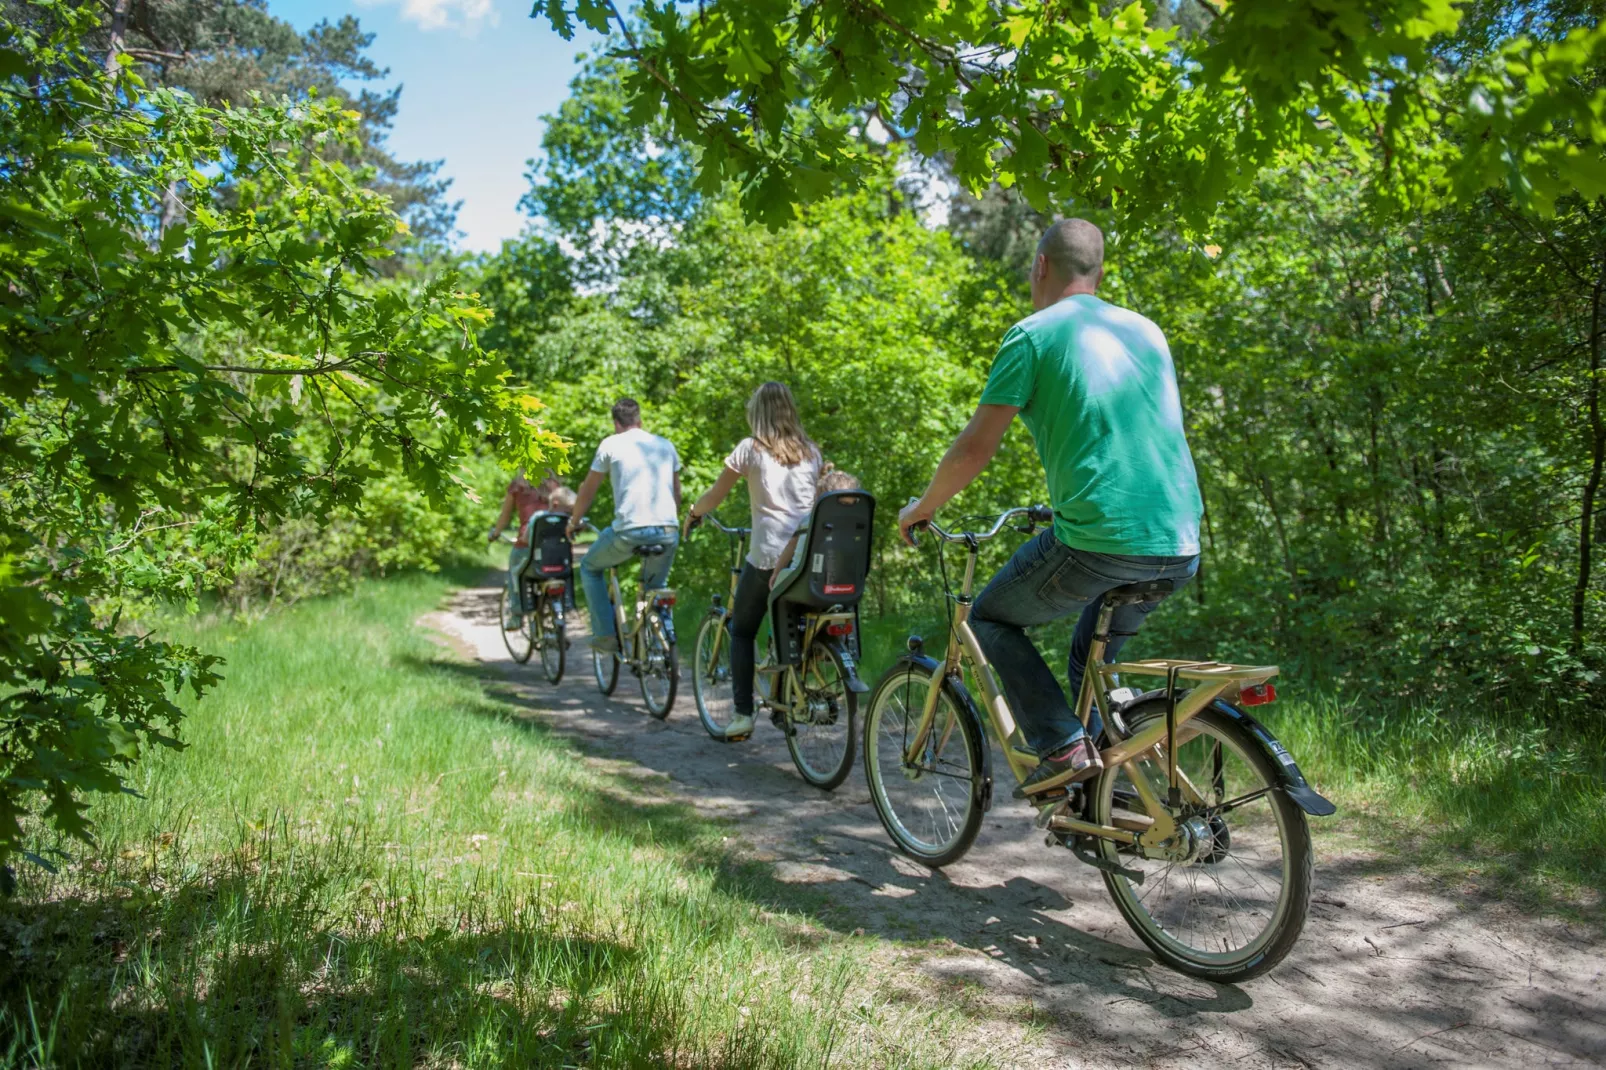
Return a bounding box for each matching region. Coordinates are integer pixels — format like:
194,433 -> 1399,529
746,381 -> 817,467
816,464 -> 860,496
548,486 -> 578,513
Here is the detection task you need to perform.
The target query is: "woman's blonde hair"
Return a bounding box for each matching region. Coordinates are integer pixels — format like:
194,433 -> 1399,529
745,381 -> 817,468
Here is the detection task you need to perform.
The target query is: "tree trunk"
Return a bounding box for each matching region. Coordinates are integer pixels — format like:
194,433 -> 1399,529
1573,267 -> 1605,652
104,0 -> 132,75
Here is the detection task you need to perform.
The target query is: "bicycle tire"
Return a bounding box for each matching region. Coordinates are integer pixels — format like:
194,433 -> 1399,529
639,612 -> 678,719
863,661 -> 986,867
592,645 -> 619,695
1090,700 -> 1313,983
539,597 -> 565,684
693,612 -> 737,739
785,641 -> 857,790
499,586 -> 534,664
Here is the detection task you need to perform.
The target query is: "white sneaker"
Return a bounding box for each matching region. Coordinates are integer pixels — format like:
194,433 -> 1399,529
723,714 -> 755,740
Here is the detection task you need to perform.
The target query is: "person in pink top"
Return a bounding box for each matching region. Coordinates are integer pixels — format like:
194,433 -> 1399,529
685,382 -> 822,741
488,468 -> 558,624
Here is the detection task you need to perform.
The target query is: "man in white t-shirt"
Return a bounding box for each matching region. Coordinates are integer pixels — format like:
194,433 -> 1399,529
567,398 -> 683,652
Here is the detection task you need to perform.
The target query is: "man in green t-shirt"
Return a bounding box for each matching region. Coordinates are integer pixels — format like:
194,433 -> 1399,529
899,219 -> 1202,798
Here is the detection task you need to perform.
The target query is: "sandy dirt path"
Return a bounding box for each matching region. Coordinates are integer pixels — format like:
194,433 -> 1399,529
425,581 -> 1604,1069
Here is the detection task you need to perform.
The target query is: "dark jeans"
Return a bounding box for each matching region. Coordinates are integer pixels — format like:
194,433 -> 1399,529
729,562 -> 773,716
970,528 -> 1198,757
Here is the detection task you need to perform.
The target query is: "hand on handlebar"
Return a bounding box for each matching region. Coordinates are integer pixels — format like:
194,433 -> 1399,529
487,526 -> 501,545
683,510 -> 703,538
898,498 -> 934,547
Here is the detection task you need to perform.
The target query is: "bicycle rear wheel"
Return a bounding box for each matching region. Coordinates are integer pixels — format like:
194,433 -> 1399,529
639,612 -> 678,719
863,661 -> 985,867
499,586 -> 533,664
693,613 -> 737,739
1090,700 -> 1312,983
539,598 -> 565,684
785,641 -> 856,790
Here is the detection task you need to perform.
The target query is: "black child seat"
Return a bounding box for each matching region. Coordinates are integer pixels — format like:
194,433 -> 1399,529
769,490 -> 876,665
522,512 -> 574,583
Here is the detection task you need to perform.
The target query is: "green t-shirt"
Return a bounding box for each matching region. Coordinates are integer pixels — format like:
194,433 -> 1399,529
979,294 -> 1202,556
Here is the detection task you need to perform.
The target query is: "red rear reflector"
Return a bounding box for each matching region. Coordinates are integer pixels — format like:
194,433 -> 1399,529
823,584 -> 855,595
1239,683 -> 1276,707
825,620 -> 854,636
545,583 -> 565,595
652,593 -> 676,607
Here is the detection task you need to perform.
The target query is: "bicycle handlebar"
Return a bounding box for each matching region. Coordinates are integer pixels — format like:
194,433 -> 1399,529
693,514 -> 750,537
907,503 -> 1053,546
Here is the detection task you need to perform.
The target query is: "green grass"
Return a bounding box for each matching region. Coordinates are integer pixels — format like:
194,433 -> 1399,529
1,572 -> 997,1069
850,608 -> 1606,916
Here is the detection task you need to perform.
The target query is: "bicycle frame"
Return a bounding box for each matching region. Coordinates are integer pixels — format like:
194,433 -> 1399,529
901,512 -> 1277,852
603,565 -> 674,662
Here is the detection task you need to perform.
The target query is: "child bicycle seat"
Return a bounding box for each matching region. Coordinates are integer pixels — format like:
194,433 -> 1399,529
769,490 -> 876,665
523,512 -> 574,581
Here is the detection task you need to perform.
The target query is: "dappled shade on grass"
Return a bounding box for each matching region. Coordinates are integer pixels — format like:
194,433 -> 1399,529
1,574 -> 988,1069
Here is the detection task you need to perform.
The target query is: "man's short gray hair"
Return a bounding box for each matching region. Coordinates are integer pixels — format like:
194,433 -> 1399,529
1037,218 -> 1105,281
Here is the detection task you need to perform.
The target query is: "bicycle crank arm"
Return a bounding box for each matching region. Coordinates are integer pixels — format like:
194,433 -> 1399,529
1060,837 -> 1145,884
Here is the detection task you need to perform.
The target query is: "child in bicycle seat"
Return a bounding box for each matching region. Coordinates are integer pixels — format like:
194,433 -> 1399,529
768,465 -> 862,593
546,486 -> 577,516
490,468 -> 559,627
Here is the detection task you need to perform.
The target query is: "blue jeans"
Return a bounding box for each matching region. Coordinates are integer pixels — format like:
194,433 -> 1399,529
580,525 -> 679,639
505,515 -> 538,613
970,528 -> 1198,757
506,543 -> 532,614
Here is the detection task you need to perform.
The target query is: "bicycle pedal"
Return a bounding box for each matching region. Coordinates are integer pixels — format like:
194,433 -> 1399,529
723,732 -> 751,743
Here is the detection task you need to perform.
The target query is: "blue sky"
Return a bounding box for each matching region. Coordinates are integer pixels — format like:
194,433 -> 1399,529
271,0 -> 601,253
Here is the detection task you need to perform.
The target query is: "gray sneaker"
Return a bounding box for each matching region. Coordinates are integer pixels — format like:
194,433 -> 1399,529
589,635 -> 620,654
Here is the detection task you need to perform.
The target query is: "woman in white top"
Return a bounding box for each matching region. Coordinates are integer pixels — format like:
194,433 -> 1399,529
685,382 -> 821,740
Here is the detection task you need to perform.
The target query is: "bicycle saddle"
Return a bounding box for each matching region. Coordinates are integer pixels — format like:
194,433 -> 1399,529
632,544 -> 668,557
1102,579 -> 1174,605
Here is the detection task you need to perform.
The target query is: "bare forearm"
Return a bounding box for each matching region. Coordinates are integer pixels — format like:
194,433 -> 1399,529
491,492 -> 514,534
690,468 -> 741,519
918,435 -> 995,512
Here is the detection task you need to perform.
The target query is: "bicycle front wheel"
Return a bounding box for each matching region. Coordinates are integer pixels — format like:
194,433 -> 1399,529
499,586 -> 533,664
863,661 -> 986,867
1090,700 -> 1313,983
639,612 -> 678,719
693,613 -> 737,739
539,598 -> 565,684
785,641 -> 857,790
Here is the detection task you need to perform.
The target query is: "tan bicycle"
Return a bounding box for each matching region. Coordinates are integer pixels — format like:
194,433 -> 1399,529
863,504 -> 1335,982
688,502 -> 872,789
578,521 -> 679,719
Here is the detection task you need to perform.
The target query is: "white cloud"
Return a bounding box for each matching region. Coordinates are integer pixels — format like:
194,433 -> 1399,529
357,0 -> 497,34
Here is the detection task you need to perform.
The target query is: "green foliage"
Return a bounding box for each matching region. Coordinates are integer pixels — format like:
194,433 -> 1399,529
488,49 -> 1603,717
518,54 -> 700,280
0,0 -> 462,244
0,7 -> 558,870
530,0 -> 1606,228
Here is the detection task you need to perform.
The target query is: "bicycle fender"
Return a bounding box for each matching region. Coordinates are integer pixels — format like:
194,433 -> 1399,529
890,653 -> 994,812
826,638 -> 870,693
1123,690 -> 1337,818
